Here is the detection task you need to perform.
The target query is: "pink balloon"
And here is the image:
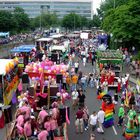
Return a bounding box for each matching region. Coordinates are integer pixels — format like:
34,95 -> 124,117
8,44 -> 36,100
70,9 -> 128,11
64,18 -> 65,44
57,92 -> 61,97
32,77 -> 35,80
65,92 -> 68,96
63,94 -> 66,99
44,80 -> 48,86
47,70 -> 51,73
44,66 -> 49,70
51,67 -> 55,71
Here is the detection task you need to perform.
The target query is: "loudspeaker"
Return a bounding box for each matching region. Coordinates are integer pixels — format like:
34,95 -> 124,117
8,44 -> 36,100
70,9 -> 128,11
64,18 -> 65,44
51,53 -> 58,62
56,74 -> 63,84
59,107 -> 70,124
3,105 -> 12,124
22,73 -> 29,84
28,86 -> 35,96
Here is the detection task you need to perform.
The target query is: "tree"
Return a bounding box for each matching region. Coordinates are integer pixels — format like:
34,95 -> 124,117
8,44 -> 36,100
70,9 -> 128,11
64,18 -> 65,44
88,15 -> 101,28
61,13 -> 81,30
0,10 -> 16,32
80,16 -> 88,29
99,0 -> 129,20
13,7 -> 30,32
33,13 -> 59,29
102,0 -> 140,49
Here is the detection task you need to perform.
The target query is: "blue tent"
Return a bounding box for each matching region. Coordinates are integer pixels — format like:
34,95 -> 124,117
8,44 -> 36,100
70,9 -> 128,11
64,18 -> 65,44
10,45 -> 35,53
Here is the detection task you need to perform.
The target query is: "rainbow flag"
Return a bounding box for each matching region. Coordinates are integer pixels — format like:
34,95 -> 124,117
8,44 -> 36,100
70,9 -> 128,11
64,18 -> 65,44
97,92 -> 106,99
125,128 -> 134,140
103,103 -> 114,128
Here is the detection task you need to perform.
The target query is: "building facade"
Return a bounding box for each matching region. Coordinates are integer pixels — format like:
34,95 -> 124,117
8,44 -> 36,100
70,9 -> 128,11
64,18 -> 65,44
0,0 -> 93,19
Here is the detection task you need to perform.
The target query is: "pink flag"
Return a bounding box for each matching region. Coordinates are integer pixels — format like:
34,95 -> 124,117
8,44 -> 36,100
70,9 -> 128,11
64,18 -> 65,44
18,82 -> 22,91
66,107 -> 70,125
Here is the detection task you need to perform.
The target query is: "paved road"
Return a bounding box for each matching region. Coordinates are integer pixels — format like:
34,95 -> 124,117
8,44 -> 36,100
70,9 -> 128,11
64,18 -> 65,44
67,61 -> 137,140
0,45 -> 138,140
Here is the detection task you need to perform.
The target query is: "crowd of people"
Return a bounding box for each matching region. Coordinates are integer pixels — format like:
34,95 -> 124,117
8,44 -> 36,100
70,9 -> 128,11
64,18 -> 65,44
0,32 -> 139,140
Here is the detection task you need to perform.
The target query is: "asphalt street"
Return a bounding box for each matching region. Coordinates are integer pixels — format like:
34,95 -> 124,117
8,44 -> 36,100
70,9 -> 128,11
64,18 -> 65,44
67,61 -> 137,140
0,45 -> 138,140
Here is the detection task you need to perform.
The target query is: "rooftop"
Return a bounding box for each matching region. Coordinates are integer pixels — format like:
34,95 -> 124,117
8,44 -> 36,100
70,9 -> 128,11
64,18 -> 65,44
1,0 -> 92,2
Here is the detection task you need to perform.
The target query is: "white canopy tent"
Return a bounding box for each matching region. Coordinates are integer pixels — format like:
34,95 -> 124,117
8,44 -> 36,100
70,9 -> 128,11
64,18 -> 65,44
0,59 -> 13,75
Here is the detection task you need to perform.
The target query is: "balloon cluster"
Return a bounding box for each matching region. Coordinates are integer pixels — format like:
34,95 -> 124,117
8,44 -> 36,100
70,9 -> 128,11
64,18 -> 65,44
56,89 -> 70,101
25,60 -> 69,76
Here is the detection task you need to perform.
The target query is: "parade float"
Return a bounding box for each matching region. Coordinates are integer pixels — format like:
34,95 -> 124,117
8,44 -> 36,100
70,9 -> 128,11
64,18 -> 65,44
0,58 -> 19,105
97,50 -> 123,89
10,45 -> 36,68
35,37 -> 53,50
25,59 -> 69,106
24,59 -> 70,140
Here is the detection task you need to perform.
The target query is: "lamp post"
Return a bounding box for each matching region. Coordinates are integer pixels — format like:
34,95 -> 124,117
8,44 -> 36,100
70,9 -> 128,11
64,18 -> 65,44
113,0 -> 116,9
74,14 -> 75,31
40,5 -> 43,31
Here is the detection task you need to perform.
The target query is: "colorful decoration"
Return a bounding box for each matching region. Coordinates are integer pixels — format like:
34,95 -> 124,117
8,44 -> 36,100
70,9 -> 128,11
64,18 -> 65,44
56,89 -> 70,104
3,75 -> 19,105
25,60 -> 68,76
97,92 -> 106,99
124,120 -> 134,140
102,95 -> 114,128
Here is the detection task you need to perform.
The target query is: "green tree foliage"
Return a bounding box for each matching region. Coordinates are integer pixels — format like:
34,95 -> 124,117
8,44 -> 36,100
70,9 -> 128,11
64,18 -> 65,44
80,16 -> 88,29
88,15 -> 101,28
0,10 -> 17,32
62,13 -> 82,30
33,13 -> 59,29
13,7 -> 30,32
102,0 -> 140,48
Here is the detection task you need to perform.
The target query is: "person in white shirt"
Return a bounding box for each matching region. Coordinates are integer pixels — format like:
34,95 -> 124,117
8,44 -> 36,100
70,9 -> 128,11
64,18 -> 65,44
97,108 -> 105,133
63,76 -> 67,90
102,79 -> 108,94
74,61 -> 79,74
89,111 -> 97,133
72,89 -> 79,109
121,77 -> 126,92
83,57 -> 86,67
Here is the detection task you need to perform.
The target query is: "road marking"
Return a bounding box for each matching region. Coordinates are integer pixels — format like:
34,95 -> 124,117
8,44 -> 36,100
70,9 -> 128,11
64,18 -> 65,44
112,126 -> 118,135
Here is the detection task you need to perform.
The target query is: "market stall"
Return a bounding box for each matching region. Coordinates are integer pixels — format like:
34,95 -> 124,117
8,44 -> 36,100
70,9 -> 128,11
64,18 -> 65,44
0,59 -> 19,105
10,45 -> 36,68
97,50 -> 123,88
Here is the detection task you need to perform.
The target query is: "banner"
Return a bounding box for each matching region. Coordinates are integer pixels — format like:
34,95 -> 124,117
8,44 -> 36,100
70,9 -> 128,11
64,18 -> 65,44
3,75 -> 19,105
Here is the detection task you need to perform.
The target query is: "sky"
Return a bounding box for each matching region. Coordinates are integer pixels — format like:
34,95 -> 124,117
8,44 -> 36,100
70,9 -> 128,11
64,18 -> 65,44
93,0 -> 102,14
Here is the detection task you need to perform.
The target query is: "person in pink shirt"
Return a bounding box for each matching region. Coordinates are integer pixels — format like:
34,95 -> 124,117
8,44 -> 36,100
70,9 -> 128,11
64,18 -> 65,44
38,107 -> 48,124
51,100 -> 58,108
44,116 -> 51,132
44,116 -> 51,139
24,118 -> 32,138
51,107 -> 59,120
50,116 -> 58,139
16,114 -> 24,127
16,124 -> 24,135
19,101 -> 31,120
38,130 -> 48,140
50,117 -> 58,131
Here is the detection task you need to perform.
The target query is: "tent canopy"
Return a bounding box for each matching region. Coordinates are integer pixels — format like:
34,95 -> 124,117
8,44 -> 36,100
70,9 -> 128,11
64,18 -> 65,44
50,34 -> 64,39
36,38 -> 53,42
50,45 -> 66,52
10,45 -> 35,53
0,59 -> 14,75
66,34 -> 80,38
